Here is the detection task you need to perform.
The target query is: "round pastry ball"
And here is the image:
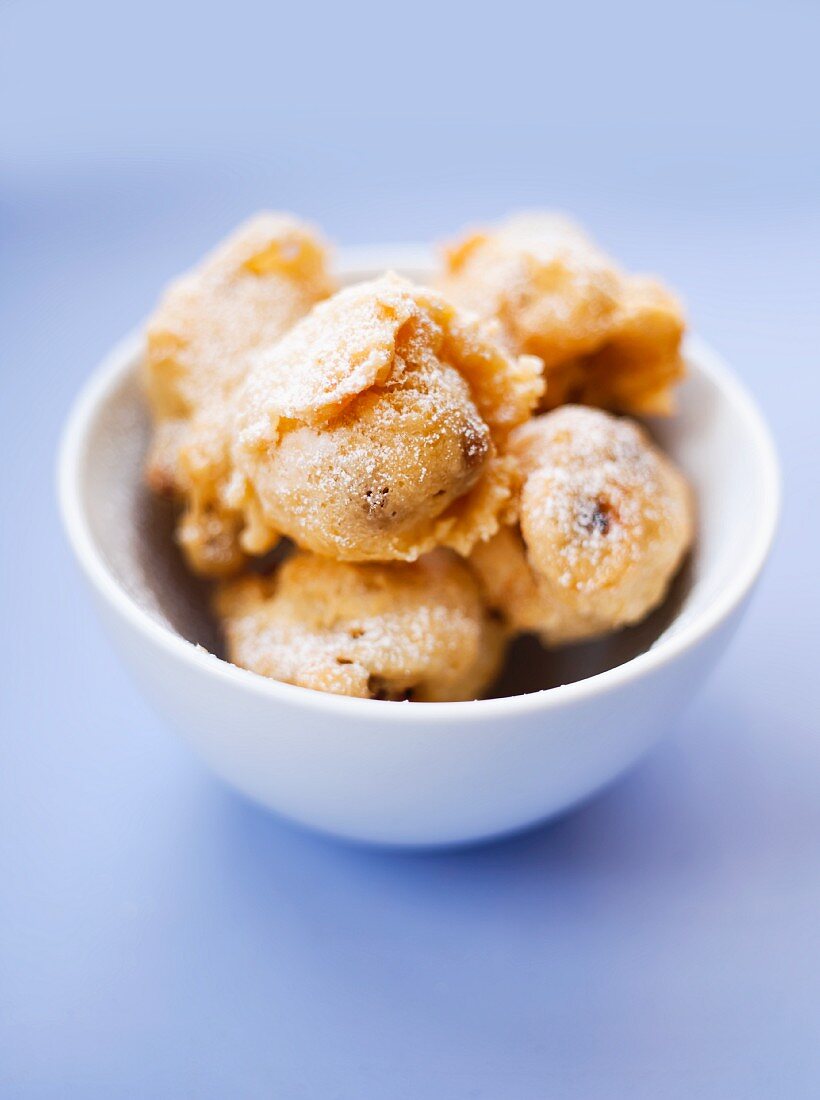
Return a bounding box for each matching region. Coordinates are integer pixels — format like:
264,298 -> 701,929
471,406 -> 694,645
215,550 -> 507,702
440,212 -> 686,416
441,213 -> 621,368
229,273 -> 544,562
142,212 -> 334,577
237,357 -> 492,561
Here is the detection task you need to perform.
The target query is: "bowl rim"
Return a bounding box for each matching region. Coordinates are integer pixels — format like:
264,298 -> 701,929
57,245 -> 781,725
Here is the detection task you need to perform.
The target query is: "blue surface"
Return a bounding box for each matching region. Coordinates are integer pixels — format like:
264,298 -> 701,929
2,1 -> 819,1095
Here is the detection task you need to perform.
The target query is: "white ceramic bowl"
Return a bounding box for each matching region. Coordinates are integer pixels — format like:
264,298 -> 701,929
58,248 -> 779,847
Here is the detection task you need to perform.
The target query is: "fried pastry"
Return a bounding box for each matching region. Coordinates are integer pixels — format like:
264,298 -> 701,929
440,212 -> 685,416
143,212 -> 334,576
227,273 -> 544,562
471,406 -> 693,644
215,550 -> 507,701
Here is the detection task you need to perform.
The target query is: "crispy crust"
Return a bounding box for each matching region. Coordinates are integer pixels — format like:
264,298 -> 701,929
142,212 -> 334,576
227,273 -> 544,561
216,549 -> 508,701
471,407 -> 694,645
440,212 -> 686,416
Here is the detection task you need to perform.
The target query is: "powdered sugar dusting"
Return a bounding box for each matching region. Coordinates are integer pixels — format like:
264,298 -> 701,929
518,407 -> 666,587
142,212 -> 334,575
230,273 -> 540,562
238,273 -> 423,430
472,405 -> 693,646
440,211 -> 686,415
216,551 -> 505,700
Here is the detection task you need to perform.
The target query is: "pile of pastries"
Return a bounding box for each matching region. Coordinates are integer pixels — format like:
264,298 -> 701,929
143,212 -> 694,701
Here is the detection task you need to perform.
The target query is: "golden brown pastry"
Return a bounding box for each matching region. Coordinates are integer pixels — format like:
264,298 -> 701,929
143,212 -> 334,576
226,273 -> 544,562
440,212 -> 686,416
215,550 -> 507,701
471,406 -> 693,645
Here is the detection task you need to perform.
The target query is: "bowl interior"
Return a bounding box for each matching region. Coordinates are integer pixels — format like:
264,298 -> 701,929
76,262 -> 772,699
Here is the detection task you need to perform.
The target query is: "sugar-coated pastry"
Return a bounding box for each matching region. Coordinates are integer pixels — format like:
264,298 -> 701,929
215,550 -> 507,701
440,212 -> 686,416
226,273 -> 544,562
143,213 -> 334,576
471,406 -> 693,644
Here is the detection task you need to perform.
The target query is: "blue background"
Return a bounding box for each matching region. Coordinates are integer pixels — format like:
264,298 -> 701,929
2,0 -> 819,1095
